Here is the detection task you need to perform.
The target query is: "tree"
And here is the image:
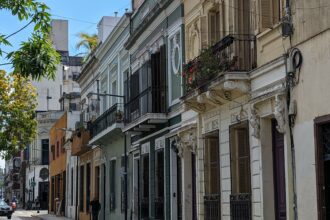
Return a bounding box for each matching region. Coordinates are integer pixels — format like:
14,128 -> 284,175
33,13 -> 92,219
76,32 -> 99,54
0,70 -> 37,159
0,0 -> 60,80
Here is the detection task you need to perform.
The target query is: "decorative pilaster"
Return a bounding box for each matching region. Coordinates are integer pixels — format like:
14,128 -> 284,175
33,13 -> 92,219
274,95 -> 286,133
250,104 -> 260,139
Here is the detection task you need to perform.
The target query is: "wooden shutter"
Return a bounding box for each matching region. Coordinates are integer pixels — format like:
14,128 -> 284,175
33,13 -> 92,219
260,0 -> 272,29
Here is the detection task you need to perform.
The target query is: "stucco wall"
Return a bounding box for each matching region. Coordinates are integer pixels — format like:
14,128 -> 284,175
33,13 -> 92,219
291,29 -> 330,220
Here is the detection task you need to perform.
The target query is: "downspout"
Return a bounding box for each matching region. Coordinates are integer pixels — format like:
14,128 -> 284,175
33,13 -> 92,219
285,0 -> 298,219
75,156 -> 79,220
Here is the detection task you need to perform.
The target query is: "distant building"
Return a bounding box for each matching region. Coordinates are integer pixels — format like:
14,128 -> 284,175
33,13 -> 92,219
23,19 -> 82,213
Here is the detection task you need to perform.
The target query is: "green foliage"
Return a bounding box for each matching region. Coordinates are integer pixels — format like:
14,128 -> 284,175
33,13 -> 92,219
0,70 -> 37,159
7,34 -> 60,80
0,0 -> 60,80
76,32 -> 99,54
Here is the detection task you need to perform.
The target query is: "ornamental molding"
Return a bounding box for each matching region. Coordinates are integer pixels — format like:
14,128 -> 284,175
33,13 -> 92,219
183,101 -> 206,113
249,104 -> 260,139
274,95 -> 286,133
177,125 -> 198,157
251,80 -> 286,100
202,110 -> 220,134
223,80 -> 250,93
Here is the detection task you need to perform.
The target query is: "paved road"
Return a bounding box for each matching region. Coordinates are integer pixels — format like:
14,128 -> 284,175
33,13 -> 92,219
0,210 -> 47,220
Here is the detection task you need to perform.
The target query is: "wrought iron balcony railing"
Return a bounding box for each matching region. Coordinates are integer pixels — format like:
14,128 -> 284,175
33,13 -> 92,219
89,103 -> 124,138
182,34 -> 256,94
204,194 -> 221,220
230,193 -> 252,220
125,87 -> 166,124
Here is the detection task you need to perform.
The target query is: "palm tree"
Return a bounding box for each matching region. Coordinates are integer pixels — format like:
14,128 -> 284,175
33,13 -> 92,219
75,32 -> 98,54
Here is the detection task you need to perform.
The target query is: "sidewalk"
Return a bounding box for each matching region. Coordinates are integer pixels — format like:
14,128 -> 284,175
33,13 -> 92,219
33,213 -> 72,220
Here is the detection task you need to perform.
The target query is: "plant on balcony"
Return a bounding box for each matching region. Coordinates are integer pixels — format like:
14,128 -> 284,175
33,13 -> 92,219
115,110 -> 124,122
182,45 -> 237,92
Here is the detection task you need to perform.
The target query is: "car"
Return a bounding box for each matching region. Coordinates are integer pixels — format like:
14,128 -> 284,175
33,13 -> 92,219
0,200 -> 13,219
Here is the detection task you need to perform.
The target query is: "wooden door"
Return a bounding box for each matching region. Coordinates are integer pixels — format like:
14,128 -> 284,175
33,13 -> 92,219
272,120 -> 287,220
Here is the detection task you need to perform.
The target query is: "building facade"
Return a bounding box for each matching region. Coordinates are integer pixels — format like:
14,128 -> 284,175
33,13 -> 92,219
125,0 -> 184,219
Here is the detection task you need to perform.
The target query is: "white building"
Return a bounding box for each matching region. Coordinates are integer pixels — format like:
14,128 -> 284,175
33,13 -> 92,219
27,19 -> 82,212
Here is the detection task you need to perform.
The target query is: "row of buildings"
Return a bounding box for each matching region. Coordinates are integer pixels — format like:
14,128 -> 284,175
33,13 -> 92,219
6,0 -> 330,219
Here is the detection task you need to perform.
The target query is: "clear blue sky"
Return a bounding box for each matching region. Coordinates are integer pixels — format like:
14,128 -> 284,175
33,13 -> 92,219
0,0 -> 131,166
0,0 -> 131,71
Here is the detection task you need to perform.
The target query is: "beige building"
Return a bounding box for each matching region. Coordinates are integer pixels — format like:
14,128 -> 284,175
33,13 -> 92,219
179,0 -> 329,220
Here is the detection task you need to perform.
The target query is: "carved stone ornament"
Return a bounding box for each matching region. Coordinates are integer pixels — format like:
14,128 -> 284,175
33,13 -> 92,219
274,95 -> 286,133
177,130 -> 197,157
171,34 -> 181,75
223,80 -> 250,93
249,104 -> 260,139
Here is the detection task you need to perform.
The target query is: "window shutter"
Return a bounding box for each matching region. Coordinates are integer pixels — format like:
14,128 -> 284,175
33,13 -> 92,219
200,16 -> 208,49
260,0 -> 272,29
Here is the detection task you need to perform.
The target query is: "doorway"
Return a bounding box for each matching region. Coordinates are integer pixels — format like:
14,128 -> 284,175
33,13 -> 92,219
39,182 -> 49,210
272,119 -> 287,220
315,116 -> 330,220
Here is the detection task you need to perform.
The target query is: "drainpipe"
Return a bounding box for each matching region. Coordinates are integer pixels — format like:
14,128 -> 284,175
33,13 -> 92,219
75,156 -> 79,220
286,46 -> 304,220
124,94 -> 128,220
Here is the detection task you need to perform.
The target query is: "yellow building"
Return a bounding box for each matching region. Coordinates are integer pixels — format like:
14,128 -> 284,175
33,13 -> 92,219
49,112 -> 67,215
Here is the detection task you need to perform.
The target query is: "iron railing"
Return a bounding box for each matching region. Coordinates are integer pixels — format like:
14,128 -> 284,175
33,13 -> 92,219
204,194 -> 221,220
230,193 -> 252,220
155,197 -> 164,219
89,103 -> 123,138
125,87 -> 166,124
183,34 -> 256,93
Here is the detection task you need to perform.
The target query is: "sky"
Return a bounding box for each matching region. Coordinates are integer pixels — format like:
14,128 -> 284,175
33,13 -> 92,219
0,0 -> 131,72
0,0 -> 131,168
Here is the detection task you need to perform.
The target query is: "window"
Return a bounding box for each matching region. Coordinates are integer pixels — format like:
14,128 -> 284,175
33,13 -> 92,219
111,80 -> 117,105
260,0 -> 282,30
71,167 -> 74,206
72,72 -> 79,81
69,103 -> 77,111
51,145 -> 55,160
204,131 -> 221,220
121,156 -> 126,213
141,154 -> 149,218
155,149 -> 164,218
79,165 -> 84,211
100,71 -> 108,114
209,11 -> 220,44
41,139 -> 49,165
204,131 -> 220,195
95,166 -> 100,200
56,141 -> 59,157
230,122 -> 250,194
86,163 -> 91,212
109,160 -> 116,211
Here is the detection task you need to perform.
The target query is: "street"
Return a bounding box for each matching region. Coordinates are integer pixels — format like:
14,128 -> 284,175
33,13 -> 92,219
0,210 -> 47,220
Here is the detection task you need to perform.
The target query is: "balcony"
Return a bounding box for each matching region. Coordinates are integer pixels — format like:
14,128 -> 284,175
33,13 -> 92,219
123,87 -> 167,132
89,103 -> 124,144
71,128 -> 90,156
204,194 -> 220,220
230,193 -> 252,220
181,34 -> 256,112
